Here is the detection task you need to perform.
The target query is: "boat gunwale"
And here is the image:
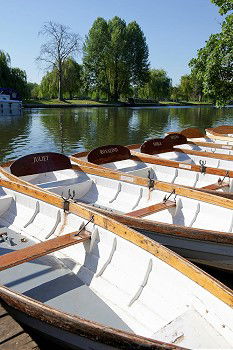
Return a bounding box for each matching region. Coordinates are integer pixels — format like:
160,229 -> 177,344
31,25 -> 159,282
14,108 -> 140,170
2,165 -> 233,244
0,286 -> 179,350
1,177 -> 233,308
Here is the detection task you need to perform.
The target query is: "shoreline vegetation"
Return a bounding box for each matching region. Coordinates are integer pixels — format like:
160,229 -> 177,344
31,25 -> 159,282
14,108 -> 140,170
23,99 -> 213,108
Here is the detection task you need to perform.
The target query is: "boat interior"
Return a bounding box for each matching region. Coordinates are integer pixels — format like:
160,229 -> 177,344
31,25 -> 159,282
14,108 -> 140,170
0,184 -> 233,348
3,153 -> 233,232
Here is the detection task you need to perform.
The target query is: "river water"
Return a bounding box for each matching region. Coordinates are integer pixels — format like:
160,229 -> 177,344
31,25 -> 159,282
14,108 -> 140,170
1,105 -> 233,289
1,105 -> 233,162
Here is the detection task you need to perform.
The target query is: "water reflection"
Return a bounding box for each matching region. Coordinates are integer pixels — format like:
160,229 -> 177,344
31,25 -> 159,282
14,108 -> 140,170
0,106 -> 233,162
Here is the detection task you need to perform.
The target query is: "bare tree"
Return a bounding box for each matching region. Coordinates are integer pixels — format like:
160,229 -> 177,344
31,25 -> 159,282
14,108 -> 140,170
37,21 -> 81,100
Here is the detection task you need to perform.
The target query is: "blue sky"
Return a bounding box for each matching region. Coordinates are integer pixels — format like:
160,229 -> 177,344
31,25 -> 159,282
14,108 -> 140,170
1,0 -> 223,85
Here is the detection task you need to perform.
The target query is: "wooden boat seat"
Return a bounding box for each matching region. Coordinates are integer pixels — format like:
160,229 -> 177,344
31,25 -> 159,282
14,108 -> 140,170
0,230 -> 91,271
195,173 -> 224,189
200,182 -> 229,191
126,200 -> 176,218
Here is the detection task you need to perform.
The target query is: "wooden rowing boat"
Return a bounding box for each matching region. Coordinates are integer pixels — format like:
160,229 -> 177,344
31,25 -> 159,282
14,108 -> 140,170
167,127 -> 233,146
3,152 -> 233,272
2,179 -> 233,348
125,133 -> 233,180
206,125 -> 233,142
69,141 -> 233,194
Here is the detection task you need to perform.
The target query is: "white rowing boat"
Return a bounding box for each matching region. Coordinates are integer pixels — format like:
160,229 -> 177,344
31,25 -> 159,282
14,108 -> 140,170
166,127 -> 233,146
124,133 -> 233,181
206,125 -> 233,141
1,179 -> 233,349
2,153 -> 233,272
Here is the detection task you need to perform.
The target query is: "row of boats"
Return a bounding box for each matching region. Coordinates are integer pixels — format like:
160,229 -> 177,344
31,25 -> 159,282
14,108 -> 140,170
1,125 -> 233,349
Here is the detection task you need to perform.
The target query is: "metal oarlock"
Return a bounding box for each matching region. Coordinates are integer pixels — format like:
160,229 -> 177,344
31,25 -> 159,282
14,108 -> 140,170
74,216 -> 94,237
163,189 -> 177,203
199,160 -> 207,174
218,170 -> 230,185
61,189 -> 76,212
148,169 -> 155,190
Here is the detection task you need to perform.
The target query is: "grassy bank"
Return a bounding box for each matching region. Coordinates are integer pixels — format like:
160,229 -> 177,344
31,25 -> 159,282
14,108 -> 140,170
23,99 -> 105,105
22,98 -> 212,108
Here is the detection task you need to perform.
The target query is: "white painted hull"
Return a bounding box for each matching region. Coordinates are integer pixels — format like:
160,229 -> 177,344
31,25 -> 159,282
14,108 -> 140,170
140,230 -> 233,272
1,180 -> 233,349
3,163 -> 233,272
0,99 -> 22,116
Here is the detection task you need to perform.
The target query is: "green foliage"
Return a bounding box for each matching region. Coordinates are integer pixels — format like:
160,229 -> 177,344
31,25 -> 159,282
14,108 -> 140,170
38,58 -> 82,99
83,16 -> 149,101
138,69 -> 171,100
37,21 -> 81,100
0,50 -> 29,99
211,0 -> 233,14
189,14 -> 233,106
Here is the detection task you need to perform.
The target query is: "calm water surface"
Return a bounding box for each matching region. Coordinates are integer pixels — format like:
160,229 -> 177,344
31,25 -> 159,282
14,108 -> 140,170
1,106 -> 233,291
1,105 -> 233,162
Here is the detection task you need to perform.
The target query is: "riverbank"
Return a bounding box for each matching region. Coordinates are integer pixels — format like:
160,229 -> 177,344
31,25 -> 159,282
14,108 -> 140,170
23,99 -> 212,108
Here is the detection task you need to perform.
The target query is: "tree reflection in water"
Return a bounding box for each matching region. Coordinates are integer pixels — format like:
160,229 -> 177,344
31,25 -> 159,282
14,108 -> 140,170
1,106 -> 233,162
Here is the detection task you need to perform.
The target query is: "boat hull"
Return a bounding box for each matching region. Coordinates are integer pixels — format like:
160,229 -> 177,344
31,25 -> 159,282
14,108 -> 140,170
139,229 -> 233,272
1,303 -> 117,350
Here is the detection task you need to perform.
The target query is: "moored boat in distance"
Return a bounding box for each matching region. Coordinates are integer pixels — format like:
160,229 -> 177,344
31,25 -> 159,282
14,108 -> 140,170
3,152 -> 233,271
2,178 -> 233,348
0,88 -> 22,116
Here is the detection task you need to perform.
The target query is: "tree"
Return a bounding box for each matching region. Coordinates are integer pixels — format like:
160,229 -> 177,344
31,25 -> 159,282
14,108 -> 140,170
37,21 -> 81,101
138,69 -> 171,101
0,50 -> 29,99
83,16 -> 149,101
38,58 -> 82,99
126,21 -> 149,88
211,0 -> 233,14
39,70 -> 58,98
63,58 -> 81,99
189,14 -> 233,106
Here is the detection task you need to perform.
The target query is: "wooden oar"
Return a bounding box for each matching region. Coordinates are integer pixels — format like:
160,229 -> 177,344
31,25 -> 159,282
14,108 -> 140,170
0,230 -> 91,271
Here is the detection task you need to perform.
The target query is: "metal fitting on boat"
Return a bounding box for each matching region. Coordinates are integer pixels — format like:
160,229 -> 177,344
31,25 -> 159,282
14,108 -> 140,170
147,169 -> 155,190
199,160 -> 207,174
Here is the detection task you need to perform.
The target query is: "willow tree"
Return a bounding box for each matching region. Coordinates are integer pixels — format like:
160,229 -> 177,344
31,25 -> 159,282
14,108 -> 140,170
39,58 -> 82,99
139,69 -> 171,101
83,16 -> 149,101
37,21 -> 81,101
0,50 -> 29,98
